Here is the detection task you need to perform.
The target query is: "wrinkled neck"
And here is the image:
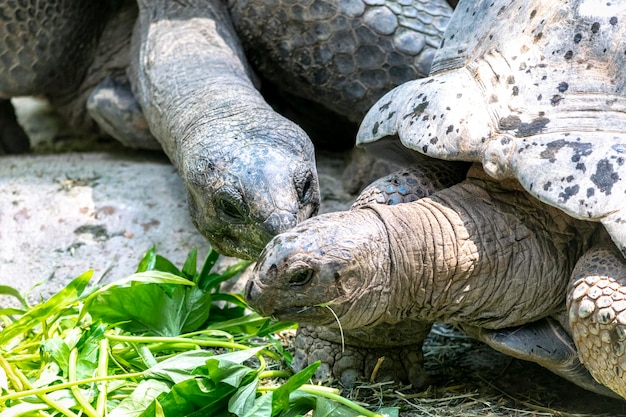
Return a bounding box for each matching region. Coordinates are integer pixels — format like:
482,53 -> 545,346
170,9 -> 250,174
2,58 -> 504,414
369,181 -> 582,329
130,0 -> 280,162
367,199 -> 473,325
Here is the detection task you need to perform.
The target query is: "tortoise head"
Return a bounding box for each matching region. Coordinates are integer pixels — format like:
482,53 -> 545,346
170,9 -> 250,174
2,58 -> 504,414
182,140 -> 319,260
245,209 -> 393,328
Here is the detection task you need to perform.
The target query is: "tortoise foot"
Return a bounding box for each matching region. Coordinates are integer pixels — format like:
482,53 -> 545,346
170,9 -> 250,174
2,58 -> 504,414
293,324 -> 430,388
87,74 -> 160,150
569,245 -> 626,400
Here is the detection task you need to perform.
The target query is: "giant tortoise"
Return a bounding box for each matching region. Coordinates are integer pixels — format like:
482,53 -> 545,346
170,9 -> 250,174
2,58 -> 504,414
245,0 -> 626,400
0,0 -> 453,259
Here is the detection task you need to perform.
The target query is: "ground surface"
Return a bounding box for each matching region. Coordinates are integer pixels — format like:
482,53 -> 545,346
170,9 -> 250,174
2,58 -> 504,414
2,98 -> 625,416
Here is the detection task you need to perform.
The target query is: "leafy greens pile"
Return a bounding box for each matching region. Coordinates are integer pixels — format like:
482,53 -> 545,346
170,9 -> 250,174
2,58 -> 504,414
0,248 -> 395,417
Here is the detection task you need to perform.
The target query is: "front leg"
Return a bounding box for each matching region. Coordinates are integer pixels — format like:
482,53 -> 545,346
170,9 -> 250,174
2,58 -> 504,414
568,245 -> 626,400
293,322 -> 432,388
87,74 -> 160,150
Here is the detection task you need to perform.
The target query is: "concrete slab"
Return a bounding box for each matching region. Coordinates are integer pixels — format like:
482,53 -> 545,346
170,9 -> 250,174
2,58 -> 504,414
0,98 -> 355,303
0,151 -> 210,300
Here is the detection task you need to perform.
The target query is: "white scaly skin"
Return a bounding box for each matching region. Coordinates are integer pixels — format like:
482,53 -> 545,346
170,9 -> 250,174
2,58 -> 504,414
129,0 -> 319,260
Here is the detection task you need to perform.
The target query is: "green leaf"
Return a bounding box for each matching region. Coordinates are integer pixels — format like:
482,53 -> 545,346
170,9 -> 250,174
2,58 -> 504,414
280,391 -> 316,417
87,284 -> 185,336
144,348 -> 261,387
154,255 -> 183,276
40,338 -> 71,375
144,350 -> 217,384
0,285 -> 28,309
182,248 -> 198,280
84,273 -> 209,336
377,407 -> 399,417
211,292 -> 248,309
204,312 -> 268,333
254,319 -> 298,339
206,361 -> 254,388
0,270 -> 93,346
32,362 -> 63,388
198,260 -> 250,292
197,249 -> 220,285
206,347 -> 264,367
204,347 -> 263,387
0,308 -> 26,316
242,391 -> 273,417
140,377 -> 234,417
228,379 -> 258,416
136,247 -> 157,273
82,270 -> 195,311
109,379 -> 172,417
312,397 -> 362,417
180,286 -> 212,334
272,362 -> 320,413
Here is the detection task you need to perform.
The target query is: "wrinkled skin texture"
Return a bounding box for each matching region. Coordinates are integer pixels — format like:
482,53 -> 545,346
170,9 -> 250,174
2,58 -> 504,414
129,0 -> 321,259
0,0 -> 454,259
248,178 -> 594,328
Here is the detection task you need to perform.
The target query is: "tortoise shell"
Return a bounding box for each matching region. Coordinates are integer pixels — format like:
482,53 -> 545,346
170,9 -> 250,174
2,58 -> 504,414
357,0 -> 626,253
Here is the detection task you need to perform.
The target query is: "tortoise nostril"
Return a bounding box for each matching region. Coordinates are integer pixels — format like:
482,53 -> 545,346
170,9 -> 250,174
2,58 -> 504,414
244,279 -> 255,301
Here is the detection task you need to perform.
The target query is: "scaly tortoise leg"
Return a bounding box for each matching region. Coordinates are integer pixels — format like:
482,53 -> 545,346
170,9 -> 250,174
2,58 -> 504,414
294,322 -> 431,387
352,159 -> 469,208
462,318 -> 619,398
568,245 -> 626,399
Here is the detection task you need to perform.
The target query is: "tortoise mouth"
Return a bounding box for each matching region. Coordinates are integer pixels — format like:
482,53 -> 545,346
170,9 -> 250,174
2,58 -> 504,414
271,305 -> 336,325
204,231 -> 269,261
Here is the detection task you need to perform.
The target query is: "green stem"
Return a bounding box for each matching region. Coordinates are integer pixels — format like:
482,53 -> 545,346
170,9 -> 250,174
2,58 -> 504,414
134,343 -> 158,368
0,372 -> 144,403
261,384 -> 381,417
96,338 -> 109,416
298,385 -> 383,417
5,353 -> 40,363
11,365 -> 80,417
106,334 -> 250,350
69,348 -> 99,417
0,353 -> 23,391
180,328 -> 235,341
258,370 -> 291,379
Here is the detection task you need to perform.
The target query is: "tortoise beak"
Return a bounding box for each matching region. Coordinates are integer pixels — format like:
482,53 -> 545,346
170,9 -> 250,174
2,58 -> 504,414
244,278 -> 273,316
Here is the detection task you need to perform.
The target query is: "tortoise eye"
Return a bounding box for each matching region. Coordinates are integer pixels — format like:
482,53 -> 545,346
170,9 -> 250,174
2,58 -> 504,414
215,189 -> 247,222
289,268 -> 314,286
